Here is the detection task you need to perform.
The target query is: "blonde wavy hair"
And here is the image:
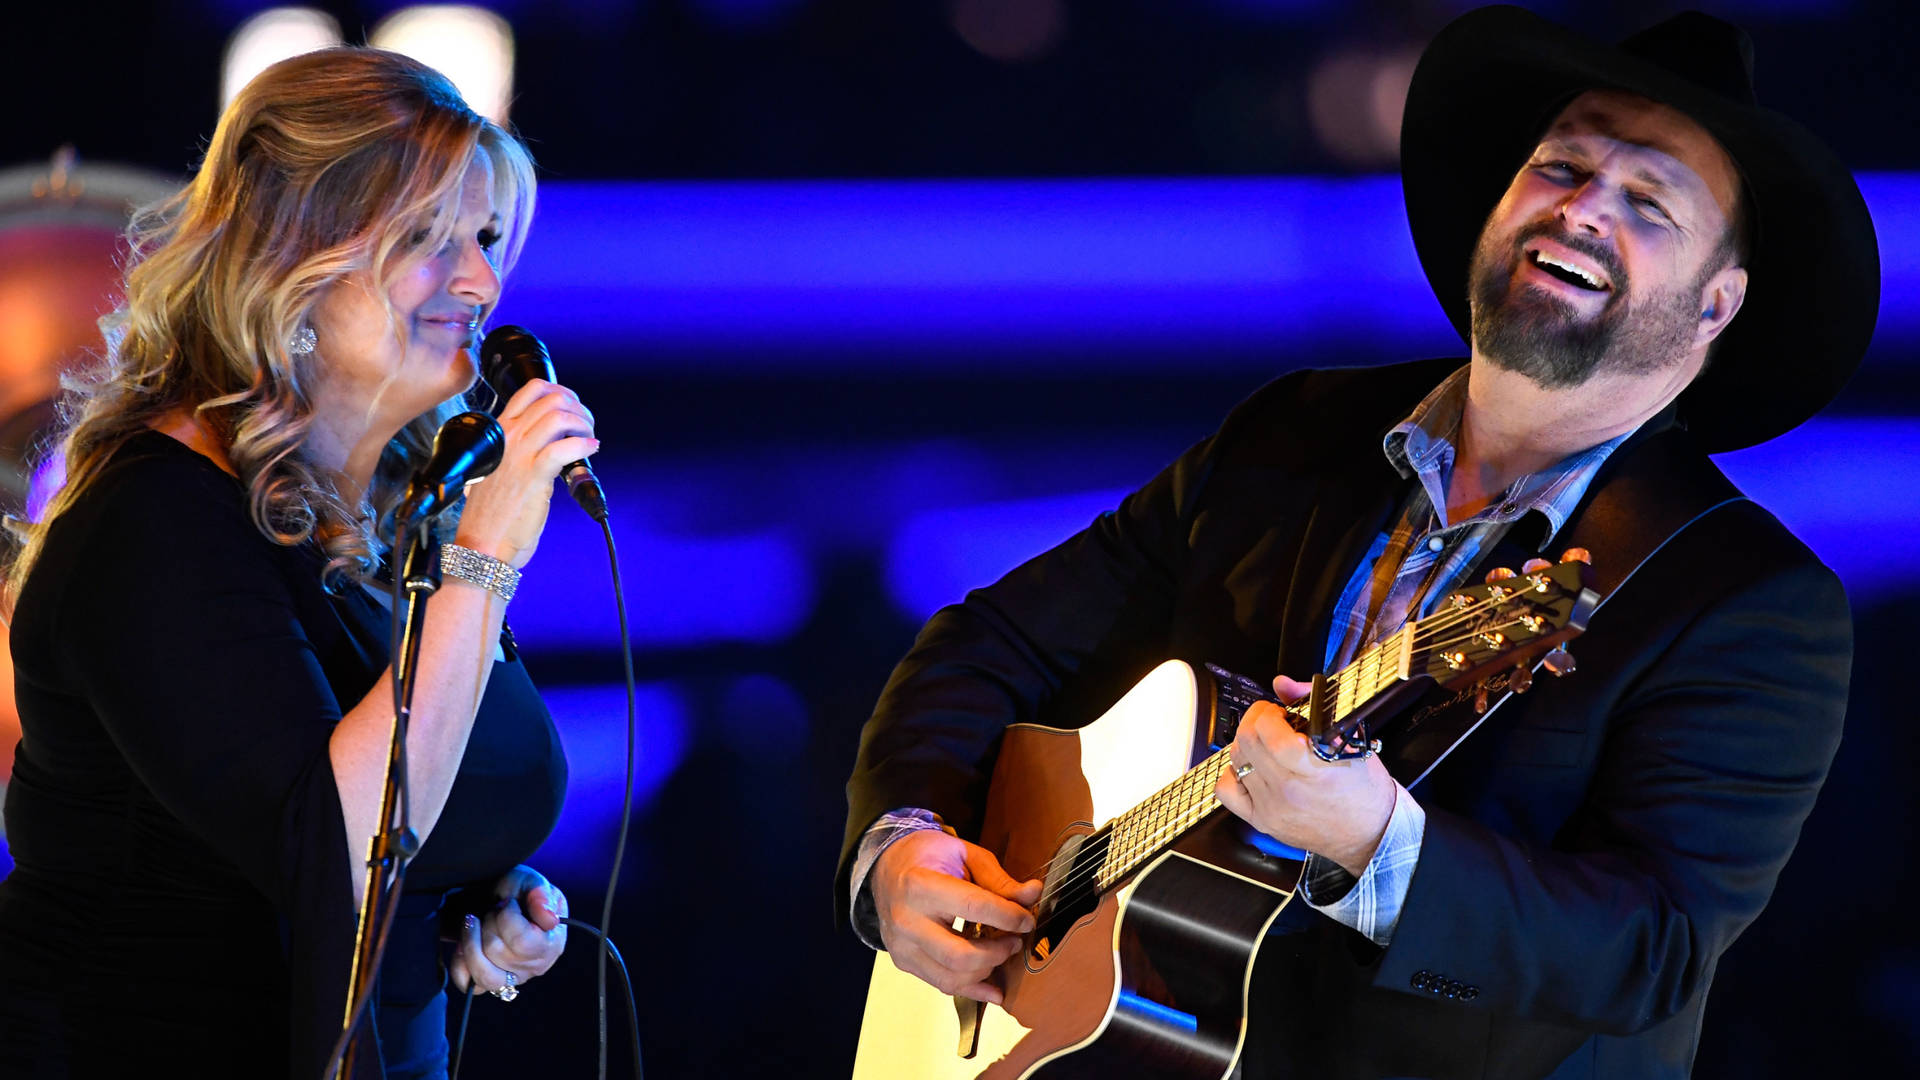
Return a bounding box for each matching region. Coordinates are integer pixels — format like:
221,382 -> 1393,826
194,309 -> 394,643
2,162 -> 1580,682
4,47 -> 535,608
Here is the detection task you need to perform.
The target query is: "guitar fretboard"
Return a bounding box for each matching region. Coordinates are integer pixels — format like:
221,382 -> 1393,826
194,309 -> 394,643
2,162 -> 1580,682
1093,627 -> 1410,890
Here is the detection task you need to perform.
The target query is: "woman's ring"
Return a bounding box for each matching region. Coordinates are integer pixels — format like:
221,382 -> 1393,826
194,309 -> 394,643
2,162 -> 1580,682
492,970 -> 519,1002
1234,762 -> 1256,780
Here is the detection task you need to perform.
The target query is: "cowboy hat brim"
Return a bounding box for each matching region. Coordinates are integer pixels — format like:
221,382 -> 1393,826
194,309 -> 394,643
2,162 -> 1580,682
1401,5 -> 1880,451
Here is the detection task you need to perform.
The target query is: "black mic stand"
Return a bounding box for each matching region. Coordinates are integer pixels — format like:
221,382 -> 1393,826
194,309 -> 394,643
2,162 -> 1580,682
336,513 -> 440,1078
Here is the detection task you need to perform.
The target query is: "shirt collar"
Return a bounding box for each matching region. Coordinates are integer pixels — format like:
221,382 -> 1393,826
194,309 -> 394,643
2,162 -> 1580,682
1383,365 -> 1632,543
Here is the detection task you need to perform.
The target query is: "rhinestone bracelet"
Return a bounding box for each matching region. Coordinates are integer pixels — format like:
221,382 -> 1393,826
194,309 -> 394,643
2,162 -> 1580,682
440,543 -> 520,603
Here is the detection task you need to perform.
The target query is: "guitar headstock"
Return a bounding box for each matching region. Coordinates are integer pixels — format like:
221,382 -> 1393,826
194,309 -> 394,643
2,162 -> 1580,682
1415,556 -> 1598,690
1214,552 -> 1600,763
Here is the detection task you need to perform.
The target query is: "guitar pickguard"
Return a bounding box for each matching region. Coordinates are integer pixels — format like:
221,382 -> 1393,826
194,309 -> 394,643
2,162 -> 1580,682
1025,826 -> 1105,969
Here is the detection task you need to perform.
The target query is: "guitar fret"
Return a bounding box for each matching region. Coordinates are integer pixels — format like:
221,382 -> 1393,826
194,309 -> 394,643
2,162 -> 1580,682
1098,746 -> 1239,889
1353,647 -> 1373,719
1087,577 -> 1577,894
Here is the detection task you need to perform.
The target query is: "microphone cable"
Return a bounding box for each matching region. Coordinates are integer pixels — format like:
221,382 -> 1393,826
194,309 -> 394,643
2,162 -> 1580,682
329,392 -> 641,1077
445,510 -> 643,1080
449,917 -> 641,1080
593,511 -> 641,1080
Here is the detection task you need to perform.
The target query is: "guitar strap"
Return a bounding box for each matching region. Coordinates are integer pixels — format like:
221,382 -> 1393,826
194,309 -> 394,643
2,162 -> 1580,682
1381,424 -> 1750,791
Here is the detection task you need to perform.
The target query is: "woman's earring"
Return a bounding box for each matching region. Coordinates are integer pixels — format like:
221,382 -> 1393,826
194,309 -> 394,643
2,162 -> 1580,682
289,324 -> 318,355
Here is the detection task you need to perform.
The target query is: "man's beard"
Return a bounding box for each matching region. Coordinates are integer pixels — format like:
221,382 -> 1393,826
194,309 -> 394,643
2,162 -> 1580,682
1469,220 -> 1704,390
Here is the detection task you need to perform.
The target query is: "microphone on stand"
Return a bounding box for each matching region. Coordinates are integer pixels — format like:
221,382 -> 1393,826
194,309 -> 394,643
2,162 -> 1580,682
479,324 -> 609,521
396,411 -> 507,528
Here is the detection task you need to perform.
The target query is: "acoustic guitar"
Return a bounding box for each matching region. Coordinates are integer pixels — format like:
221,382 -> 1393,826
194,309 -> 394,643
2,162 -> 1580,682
853,555 -> 1598,1080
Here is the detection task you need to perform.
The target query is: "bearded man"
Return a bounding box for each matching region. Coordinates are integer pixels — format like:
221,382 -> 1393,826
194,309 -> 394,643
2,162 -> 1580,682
839,8 -> 1880,1078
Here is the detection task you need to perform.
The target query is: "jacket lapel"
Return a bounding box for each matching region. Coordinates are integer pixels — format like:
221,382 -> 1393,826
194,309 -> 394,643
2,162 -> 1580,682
1274,437 -> 1410,678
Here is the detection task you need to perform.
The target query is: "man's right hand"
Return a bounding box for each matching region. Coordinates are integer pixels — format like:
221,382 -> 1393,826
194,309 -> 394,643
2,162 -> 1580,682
870,829 -> 1043,1004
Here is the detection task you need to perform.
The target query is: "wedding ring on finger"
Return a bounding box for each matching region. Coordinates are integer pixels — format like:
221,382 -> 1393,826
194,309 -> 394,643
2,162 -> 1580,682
491,970 -> 519,1003
1233,761 -> 1256,780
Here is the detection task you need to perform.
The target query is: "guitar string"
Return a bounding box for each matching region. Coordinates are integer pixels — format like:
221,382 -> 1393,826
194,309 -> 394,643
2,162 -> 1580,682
1014,585 -> 1561,908
1018,601 -> 1549,910
1027,609 -> 1546,917
1019,603 -> 1549,913
1033,751 -> 1233,912
1009,572 -> 1582,907
1034,627 -> 1537,918
1248,571 -> 1572,728
1251,572 -> 1569,720
1093,605 -> 1553,889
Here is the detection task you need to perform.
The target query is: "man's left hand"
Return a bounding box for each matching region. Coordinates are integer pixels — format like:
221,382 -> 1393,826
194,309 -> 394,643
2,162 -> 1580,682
1215,676 -> 1400,877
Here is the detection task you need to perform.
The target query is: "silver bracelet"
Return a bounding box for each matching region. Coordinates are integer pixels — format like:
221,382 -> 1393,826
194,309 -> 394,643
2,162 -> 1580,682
440,543 -> 520,603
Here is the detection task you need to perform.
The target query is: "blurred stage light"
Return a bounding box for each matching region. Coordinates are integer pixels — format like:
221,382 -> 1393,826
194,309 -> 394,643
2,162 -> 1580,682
531,681 -> 691,875
1305,48 -> 1418,168
509,498 -> 816,649
369,5 -> 516,124
875,413 -> 1920,627
0,150 -> 177,514
950,0 -> 1067,63
716,674 -> 810,756
220,7 -> 344,113
492,173 -> 1919,363
885,488 -> 1128,620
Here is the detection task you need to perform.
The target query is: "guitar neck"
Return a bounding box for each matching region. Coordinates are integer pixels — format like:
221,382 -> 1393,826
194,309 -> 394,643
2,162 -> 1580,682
1094,628 -> 1412,890
1090,558 -> 1592,895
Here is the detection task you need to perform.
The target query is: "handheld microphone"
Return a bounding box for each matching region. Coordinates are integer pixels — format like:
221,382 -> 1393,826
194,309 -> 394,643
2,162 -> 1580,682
479,325 -> 609,520
397,411 -> 507,528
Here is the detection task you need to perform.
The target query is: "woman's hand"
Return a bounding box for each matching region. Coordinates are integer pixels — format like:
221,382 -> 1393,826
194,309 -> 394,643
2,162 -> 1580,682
449,865 -> 570,999
453,378 -> 598,569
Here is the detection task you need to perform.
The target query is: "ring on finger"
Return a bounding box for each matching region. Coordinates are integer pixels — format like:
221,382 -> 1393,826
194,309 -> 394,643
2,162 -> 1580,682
1233,760 -> 1255,780
490,970 -> 519,1003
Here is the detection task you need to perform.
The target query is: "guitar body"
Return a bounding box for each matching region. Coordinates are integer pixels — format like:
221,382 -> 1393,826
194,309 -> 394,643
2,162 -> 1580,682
853,661 -> 1302,1080
854,562 -> 1597,1078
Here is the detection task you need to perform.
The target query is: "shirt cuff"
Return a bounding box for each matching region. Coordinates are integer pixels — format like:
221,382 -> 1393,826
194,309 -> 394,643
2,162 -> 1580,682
1296,783 -> 1426,947
847,808 -> 950,951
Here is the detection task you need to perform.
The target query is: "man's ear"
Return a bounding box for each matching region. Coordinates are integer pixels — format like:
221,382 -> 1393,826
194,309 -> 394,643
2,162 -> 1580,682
1695,264 -> 1749,349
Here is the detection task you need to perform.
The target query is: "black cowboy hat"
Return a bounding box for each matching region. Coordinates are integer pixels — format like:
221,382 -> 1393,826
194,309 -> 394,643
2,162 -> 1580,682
1401,6 -> 1880,452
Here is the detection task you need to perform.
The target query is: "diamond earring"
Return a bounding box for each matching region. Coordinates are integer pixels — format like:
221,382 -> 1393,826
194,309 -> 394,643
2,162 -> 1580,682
289,324 -> 318,355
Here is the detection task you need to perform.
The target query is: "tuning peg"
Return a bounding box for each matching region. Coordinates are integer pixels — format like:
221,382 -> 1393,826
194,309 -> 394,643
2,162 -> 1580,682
1484,567 -> 1517,584
1559,547 -> 1591,565
1510,663 -> 1533,694
1521,557 -> 1553,574
1542,645 -> 1577,677
1473,684 -> 1490,714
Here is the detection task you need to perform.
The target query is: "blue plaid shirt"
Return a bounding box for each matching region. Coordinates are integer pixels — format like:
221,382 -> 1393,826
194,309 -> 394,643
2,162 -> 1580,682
1296,366 -> 1626,942
851,366 -> 1629,949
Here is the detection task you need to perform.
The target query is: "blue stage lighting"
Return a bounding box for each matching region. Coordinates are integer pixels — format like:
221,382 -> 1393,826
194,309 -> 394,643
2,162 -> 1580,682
495,174 -> 1918,365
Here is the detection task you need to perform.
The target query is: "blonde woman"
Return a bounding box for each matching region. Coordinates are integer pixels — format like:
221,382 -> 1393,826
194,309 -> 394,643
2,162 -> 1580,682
0,50 -> 595,1077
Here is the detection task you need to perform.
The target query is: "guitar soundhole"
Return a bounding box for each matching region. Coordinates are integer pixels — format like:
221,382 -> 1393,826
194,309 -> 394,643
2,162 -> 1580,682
1025,829 -> 1109,969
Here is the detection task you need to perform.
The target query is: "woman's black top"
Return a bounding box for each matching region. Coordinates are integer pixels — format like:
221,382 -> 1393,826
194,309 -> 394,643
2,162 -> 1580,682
0,430 -> 568,1078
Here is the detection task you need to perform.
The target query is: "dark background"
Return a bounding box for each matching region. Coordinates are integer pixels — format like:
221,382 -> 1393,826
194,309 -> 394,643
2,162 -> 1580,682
5,1 -> 1918,1076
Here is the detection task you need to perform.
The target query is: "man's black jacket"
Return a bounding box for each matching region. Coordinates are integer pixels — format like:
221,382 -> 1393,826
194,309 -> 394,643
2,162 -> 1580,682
840,357 -> 1850,1079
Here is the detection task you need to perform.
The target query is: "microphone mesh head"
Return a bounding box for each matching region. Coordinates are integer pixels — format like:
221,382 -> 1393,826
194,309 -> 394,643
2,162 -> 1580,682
479,324 -> 555,402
